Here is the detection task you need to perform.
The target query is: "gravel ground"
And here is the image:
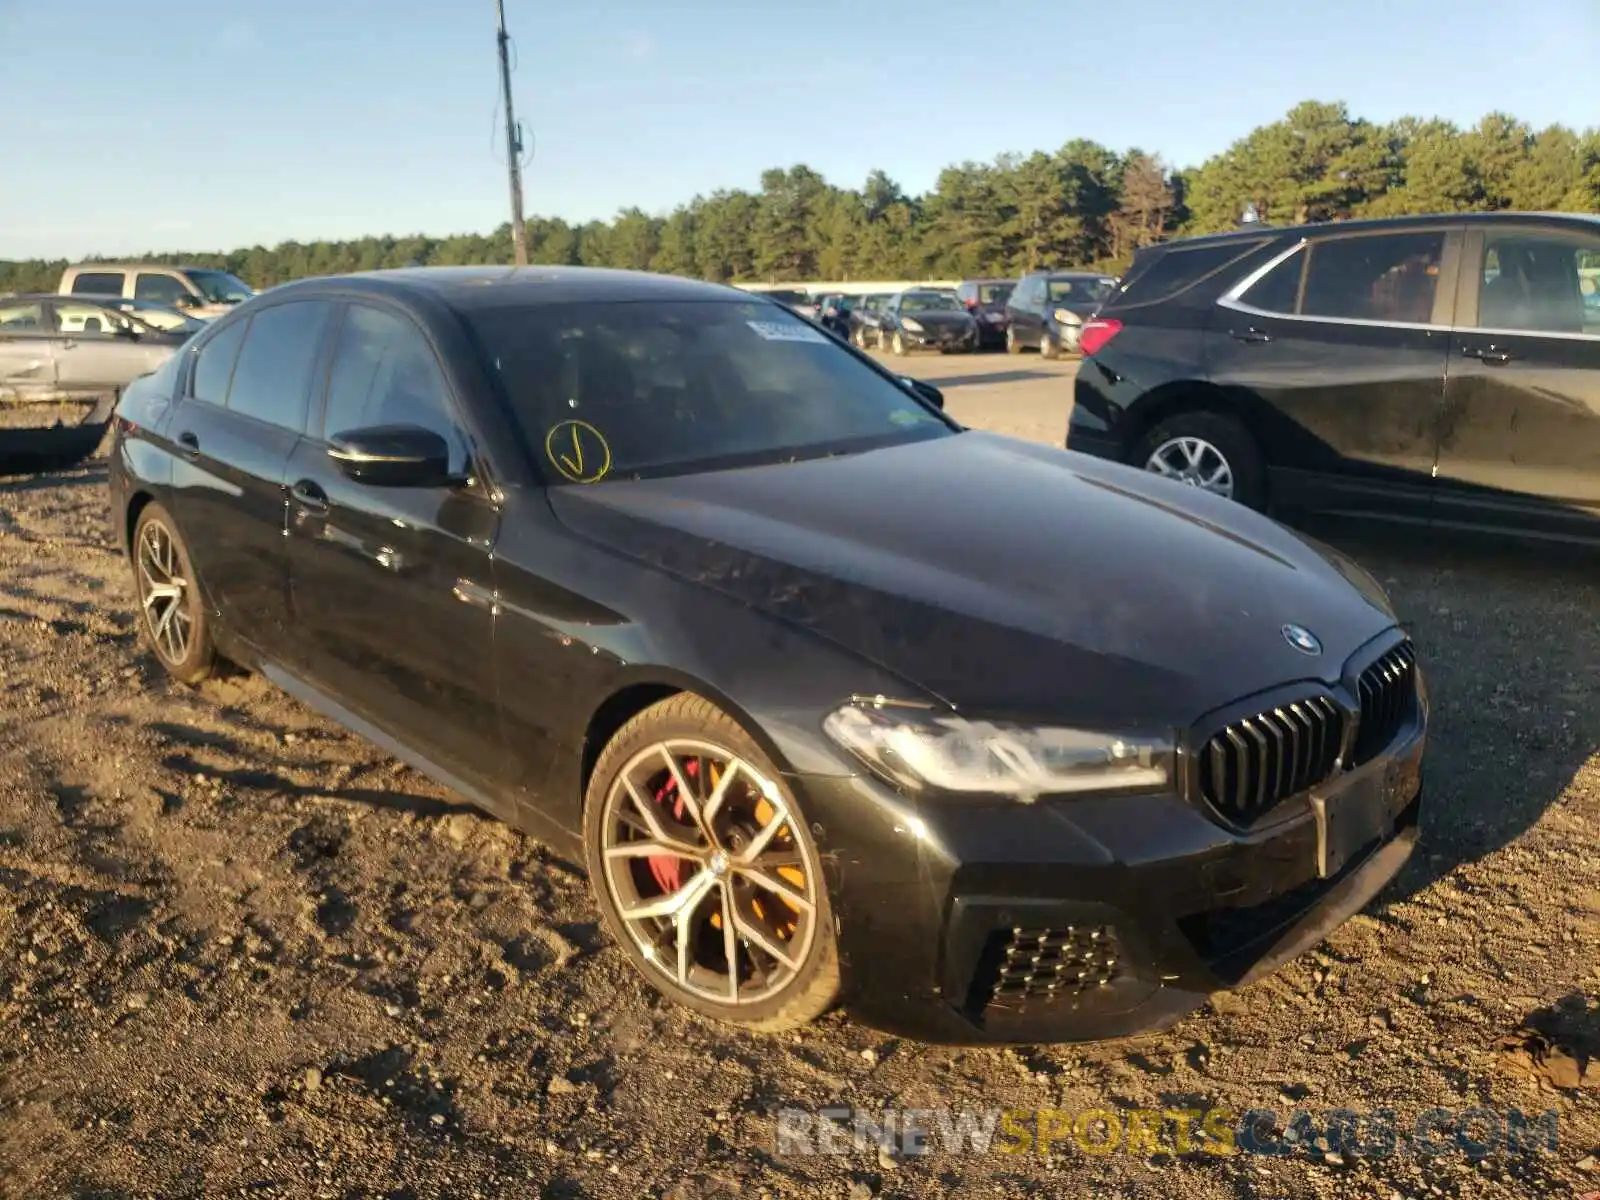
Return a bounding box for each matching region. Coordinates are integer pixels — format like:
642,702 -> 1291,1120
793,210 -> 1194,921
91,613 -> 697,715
1,364 -> 1597,1198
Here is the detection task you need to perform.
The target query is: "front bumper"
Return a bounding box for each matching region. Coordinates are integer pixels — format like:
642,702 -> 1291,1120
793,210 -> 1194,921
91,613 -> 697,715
797,688 -> 1427,1045
901,326 -> 978,352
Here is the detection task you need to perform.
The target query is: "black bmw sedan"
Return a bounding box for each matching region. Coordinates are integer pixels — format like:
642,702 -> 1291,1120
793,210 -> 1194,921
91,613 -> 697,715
108,267 -> 1428,1044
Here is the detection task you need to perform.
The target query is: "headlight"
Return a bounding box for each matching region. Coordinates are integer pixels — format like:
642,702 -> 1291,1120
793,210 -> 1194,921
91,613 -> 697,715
1052,308 -> 1083,325
901,318 -> 924,332
823,703 -> 1174,802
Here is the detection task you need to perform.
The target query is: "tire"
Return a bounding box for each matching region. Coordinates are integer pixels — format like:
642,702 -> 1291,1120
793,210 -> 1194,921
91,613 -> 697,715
874,329 -> 887,352
1005,326 -> 1020,355
1039,332 -> 1058,360
851,327 -> 864,349
891,332 -> 907,357
1133,411 -> 1267,511
583,693 -> 840,1033
130,501 -> 216,685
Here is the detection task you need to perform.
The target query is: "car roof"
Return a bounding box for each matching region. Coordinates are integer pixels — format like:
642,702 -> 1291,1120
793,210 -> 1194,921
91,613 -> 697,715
261,266 -> 760,313
64,263 -> 215,272
1160,210 -> 1600,251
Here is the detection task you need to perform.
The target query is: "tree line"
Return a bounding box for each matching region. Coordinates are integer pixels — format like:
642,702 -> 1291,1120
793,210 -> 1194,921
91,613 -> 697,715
4,100 -> 1598,296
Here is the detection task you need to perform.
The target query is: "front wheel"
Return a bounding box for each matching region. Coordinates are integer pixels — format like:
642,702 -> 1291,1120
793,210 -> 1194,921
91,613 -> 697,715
583,694 -> 840,1032
1133,411 -> 1267,510
1039,332 -> 1058,360
1004,326 -> 1020,355
130,502 -> 216,684
891,332 -> 907,357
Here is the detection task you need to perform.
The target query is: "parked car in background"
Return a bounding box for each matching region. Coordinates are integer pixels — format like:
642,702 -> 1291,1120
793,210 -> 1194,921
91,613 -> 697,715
1068,211 -> 1600,544
1005,271 -> 1118,357
848,294 -> 890,348
816,293 -> 853,339
955,278 -> 1015,349
877,289 -> 979,355
59,263 -> 256,320
108,265 -> 1426,1044
103,296 -> 209,337
756,288 -> 819,322
1,293 -> 188,471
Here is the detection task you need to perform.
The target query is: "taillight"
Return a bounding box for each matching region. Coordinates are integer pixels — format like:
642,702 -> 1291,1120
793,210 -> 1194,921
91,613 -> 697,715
1078,317 -> 1122,357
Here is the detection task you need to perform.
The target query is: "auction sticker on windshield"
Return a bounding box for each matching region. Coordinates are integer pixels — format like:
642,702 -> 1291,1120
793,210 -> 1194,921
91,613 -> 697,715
746,320 -> 830,344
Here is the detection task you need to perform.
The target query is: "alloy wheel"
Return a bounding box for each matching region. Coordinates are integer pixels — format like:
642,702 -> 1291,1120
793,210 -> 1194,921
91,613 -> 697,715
136,518 -> 193,665
598,740 -> 821,1007
1145,435 -> 1235,498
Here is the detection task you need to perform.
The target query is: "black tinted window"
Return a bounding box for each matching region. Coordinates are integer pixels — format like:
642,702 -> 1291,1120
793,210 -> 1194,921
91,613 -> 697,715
1301,232 -> 1444,324
134,273 -> 190,306
1480,234 -> 1600,335
470,299 -> 949,482
1240,249 -> 1305,314
323,305 -> 466,469
225,302 -> 333,431
1113,240 -> 1267,308
189,319 -> 247,406
71,272 -> 124,296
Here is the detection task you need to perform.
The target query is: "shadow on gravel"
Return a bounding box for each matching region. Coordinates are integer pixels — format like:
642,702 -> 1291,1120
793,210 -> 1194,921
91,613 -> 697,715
1314,526 -> 1599,903
160,748 -> 458,820
928,368 -> 1064,389
0,459 -> 108,494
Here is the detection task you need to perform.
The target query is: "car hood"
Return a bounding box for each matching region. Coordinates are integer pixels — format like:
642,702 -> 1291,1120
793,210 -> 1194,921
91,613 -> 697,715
547,432 -> 1397,727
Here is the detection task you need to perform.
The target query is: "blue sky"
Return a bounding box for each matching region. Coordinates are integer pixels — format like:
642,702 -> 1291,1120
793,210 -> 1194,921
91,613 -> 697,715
1,0 -> 1596,259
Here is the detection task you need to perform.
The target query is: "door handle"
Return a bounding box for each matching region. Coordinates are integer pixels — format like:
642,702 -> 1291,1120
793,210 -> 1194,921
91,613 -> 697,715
1230,327 -> 1273,344
1461,345 -> 1514,365
291,479 -> 329,514
176,431 -> 200,460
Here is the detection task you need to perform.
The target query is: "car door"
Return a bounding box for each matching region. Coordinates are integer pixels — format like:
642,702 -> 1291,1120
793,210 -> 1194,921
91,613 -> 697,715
47,299 -> 171,396
133,271 -> 195,311
165,300 -> 336,654
1010,276 -> 1043,346
1432,223 -> 1600,541
282,300 -> 503,794
0,298 -> 57,398
1209,224 -> 1463,524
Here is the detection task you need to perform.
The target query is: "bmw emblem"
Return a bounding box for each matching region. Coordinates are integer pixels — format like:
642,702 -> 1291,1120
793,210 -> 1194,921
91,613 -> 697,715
1282,624 -> 1322,656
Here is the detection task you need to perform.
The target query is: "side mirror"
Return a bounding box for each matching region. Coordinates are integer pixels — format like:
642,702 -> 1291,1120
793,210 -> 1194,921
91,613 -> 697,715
899,376 -> 944,411
113,323 -> 140,340
327,424 -> 454,487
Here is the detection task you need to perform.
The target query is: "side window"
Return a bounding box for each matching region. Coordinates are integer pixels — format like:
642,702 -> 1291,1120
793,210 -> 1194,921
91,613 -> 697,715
1239,248 -> 1306,314
188,319 -> 248,406
1480,234 -> 1600,336
134,273 -> 190,306
53,301 -> 137,338
0,300 -> 47,332
70,272 -> 125,297
322,305 -> 466,470
1300,232 -> 1444,324
225,301 -> 334,431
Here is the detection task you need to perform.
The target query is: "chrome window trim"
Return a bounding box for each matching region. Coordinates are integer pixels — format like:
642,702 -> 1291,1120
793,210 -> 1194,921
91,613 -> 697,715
1454,323 -> 1600,344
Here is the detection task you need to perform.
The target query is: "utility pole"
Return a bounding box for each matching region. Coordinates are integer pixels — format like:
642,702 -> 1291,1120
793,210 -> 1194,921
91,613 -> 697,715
496,0 -> 528,266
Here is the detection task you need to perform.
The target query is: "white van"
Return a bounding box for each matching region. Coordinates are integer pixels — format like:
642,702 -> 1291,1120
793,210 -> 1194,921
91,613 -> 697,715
58,263 -> 255,321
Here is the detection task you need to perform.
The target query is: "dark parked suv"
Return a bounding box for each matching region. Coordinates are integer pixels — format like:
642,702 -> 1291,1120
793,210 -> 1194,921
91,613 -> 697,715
1069,212 -> 1600,544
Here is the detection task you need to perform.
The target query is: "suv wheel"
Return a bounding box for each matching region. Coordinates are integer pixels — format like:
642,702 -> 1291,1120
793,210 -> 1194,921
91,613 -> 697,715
584,694 -> 840,1032
1134,412 -> 1266,510
131,502 -> 217,684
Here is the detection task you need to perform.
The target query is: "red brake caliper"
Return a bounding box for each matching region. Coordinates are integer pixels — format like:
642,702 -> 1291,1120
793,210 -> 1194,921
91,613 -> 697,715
647,758 -> 698,895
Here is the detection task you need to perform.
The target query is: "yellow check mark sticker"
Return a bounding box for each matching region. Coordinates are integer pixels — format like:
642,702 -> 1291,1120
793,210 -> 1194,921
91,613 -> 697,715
544,419 -> 612,484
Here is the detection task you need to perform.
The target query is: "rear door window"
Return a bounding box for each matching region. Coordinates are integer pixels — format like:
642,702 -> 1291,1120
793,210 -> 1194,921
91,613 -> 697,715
0,300 -> 48,332
1300,232 -> 1445,324
134,273 -> 191,307
222,301 -> 335,431
188,319 -> 248,407
1478,232 -> 1600,335
70,271 -> 126,297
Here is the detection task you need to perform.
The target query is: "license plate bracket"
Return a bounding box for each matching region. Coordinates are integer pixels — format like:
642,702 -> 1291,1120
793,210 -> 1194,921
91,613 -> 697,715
1310,771 -> 1391,880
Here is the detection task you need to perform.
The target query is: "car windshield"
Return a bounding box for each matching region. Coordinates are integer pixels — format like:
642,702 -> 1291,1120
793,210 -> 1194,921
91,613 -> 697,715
182,269 -> 254,304
899,292 -> 961,312
468,299 -> 952,482
1046,276 -> 1115,304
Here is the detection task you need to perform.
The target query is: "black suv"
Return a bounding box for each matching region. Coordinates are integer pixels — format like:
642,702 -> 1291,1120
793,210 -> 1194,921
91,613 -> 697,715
1068,213 -> 1600,544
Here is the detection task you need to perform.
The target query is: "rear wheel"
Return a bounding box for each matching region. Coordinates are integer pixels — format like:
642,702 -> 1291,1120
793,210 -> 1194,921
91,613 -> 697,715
131,502 -> 216,684
1133,411 -> 1267,510
583,694 -> 839,1032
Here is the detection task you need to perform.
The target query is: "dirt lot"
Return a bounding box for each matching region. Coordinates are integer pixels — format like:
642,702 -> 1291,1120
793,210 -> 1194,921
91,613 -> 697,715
1,353 -> 1597,1199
